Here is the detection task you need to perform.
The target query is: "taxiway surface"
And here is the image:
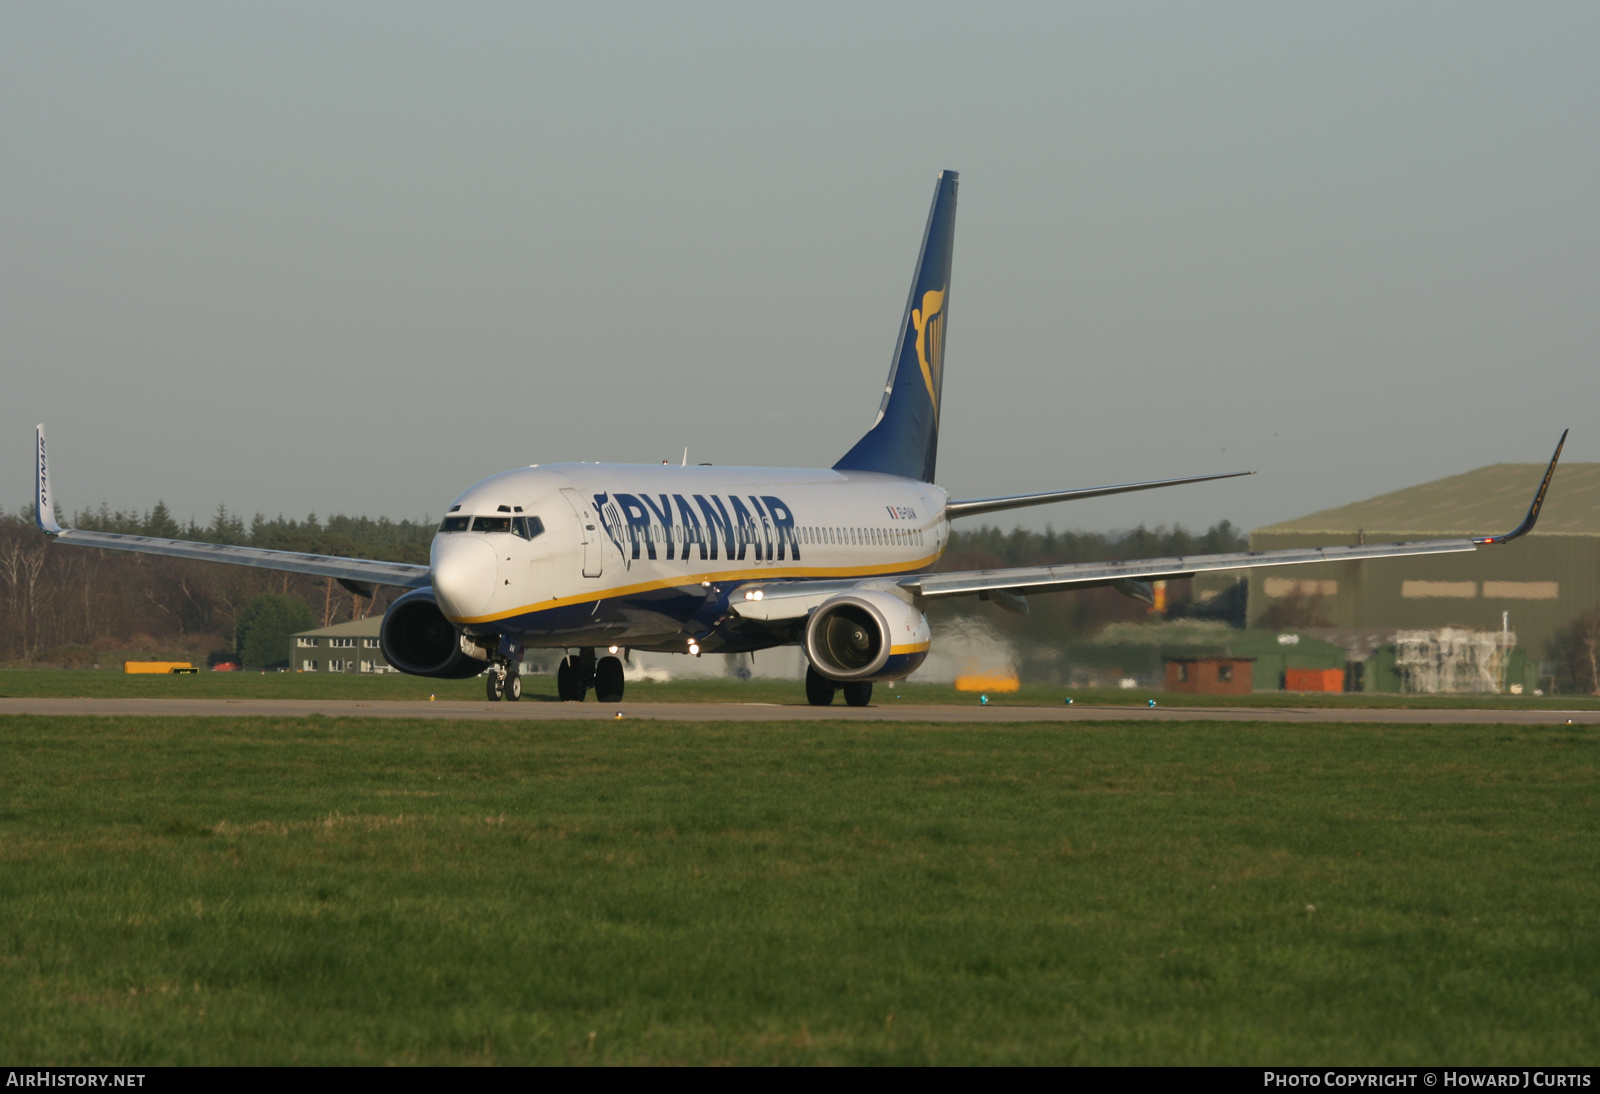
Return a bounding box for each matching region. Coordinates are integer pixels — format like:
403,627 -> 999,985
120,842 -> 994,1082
0,697 -> 1595,724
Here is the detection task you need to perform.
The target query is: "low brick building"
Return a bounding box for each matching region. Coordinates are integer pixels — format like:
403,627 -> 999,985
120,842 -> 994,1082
1164,657 -> 1254,696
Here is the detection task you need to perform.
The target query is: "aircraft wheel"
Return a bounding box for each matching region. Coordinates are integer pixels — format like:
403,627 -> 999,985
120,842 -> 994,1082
506,673 -> 522,702
594,656 -> 625,703
805,666 -> 837,707
842,681 -> 873,707
486,671 -> 506,702
557,657 -> 588,701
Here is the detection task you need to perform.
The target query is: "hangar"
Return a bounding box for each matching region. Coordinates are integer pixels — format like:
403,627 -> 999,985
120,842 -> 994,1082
1237,461 -> 1600,660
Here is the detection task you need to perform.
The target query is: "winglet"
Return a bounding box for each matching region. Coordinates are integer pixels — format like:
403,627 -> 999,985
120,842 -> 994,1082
35,424 -> 63,535
1473,429 -> 1567,545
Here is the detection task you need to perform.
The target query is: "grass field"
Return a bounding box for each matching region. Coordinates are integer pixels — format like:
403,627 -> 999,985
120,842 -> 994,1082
2,714 -> 1597,1064
3,668 -> 1598,711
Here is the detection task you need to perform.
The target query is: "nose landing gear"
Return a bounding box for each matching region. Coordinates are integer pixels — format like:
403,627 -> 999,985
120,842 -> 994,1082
484,635 -> 525,702
486,663 -> 523,702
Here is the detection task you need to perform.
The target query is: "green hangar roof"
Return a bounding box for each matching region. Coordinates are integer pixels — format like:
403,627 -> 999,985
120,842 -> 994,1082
1254,463 -> 1600,540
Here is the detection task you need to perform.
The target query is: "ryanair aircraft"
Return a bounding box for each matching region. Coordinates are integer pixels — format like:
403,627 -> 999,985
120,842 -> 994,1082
34,171 -> 1565,706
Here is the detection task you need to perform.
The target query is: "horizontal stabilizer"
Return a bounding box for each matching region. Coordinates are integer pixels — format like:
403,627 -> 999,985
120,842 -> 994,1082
947,470 -> 1252,520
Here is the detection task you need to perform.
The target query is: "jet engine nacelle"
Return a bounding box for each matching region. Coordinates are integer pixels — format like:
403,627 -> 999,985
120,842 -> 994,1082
379,588 -> 488,679
803,589 -> 930,682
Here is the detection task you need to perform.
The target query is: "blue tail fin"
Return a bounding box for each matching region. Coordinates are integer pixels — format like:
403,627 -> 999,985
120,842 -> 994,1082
834,170 -> 958,483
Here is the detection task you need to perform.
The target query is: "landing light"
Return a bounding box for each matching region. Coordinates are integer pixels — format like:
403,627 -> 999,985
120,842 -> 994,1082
608,645 -> 619,654
743,590 -> 764,601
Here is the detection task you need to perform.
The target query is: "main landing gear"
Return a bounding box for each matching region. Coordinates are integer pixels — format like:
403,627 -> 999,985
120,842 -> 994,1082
806,666 -> 872,707
556,648 -> 626,703
594,656 -> 625,703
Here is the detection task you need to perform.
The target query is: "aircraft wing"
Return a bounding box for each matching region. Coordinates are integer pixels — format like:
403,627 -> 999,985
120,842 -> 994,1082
902,538 -> 1475,602
42,528 -> 432,589
909,430 -> 1566,605
34,425 -> 432,591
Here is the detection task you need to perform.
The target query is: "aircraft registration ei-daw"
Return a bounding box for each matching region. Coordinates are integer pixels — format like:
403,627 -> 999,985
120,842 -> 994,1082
34,171 -> 1566,706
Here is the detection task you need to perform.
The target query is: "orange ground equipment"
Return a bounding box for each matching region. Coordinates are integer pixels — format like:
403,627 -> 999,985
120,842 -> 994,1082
1284,667 -> 1344,692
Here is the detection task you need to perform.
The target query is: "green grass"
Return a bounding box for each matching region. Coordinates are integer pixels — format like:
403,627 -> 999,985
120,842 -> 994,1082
1,715 -> 1597,1064
2,668 -> 1597,710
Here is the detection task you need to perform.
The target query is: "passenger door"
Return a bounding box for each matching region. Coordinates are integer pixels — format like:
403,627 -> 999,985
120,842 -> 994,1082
560,488 -> 604,578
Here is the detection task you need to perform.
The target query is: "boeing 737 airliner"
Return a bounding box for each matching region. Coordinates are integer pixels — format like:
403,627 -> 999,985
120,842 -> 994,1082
34,171 -> 1565,705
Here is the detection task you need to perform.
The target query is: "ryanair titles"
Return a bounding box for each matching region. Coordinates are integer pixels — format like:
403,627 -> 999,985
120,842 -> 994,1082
595,492 -> 799,565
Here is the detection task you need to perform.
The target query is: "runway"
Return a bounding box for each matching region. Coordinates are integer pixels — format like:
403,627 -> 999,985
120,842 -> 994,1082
0,697 -> 1595,724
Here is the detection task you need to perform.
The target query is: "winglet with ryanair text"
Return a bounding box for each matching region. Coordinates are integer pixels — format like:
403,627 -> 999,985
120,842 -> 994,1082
35,424 -> 63,535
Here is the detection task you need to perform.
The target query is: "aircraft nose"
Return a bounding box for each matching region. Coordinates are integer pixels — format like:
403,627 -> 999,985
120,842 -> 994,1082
431,535 -> 499,620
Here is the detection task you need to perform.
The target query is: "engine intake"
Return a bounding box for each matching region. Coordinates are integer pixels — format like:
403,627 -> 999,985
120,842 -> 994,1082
803,590 -> 930,682
379,588 -> 487,679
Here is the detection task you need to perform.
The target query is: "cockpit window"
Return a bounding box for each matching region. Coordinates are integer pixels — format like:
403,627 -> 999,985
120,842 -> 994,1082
440,514 -> 544,537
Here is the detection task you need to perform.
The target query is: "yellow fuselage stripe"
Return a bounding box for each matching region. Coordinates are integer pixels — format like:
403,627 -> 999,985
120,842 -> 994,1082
446,552 -> 943,625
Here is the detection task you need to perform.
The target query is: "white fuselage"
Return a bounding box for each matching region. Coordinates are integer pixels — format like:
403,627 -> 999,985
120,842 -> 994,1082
429,463 -> 949,652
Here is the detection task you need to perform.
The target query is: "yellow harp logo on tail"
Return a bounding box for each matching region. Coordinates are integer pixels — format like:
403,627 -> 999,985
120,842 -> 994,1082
912,287 -> 946,413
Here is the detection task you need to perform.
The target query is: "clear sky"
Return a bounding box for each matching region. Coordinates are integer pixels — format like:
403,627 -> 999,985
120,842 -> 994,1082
4,3 -> 1597,535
